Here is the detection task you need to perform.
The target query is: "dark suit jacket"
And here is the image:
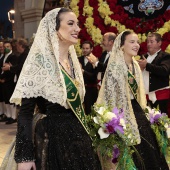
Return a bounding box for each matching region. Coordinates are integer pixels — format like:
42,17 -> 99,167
0,54 -> 5,73
0,53 -> 17,82
10,47 -> 29,79
1,53 -> 18,103
78,56 -> 97,85
0,54 -> 5,101
96,51 -> 109,81
144,50 -> 170,92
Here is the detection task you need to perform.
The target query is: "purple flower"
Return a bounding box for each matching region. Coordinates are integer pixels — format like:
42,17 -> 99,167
112,145 -> 120,164
105,117 -> 124,134
105,107 -> 124,134
112,107 -> 124,119
149,113 -> 162,124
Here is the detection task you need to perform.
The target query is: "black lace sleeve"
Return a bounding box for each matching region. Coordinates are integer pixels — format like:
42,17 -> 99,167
14,98 -> 37,163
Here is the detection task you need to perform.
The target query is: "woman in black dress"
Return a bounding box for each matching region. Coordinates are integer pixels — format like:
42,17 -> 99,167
10,8 -> 101,170
96,30 -> 169,170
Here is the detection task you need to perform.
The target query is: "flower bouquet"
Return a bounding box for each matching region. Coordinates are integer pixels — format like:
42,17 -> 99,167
87,104 -> 140,169
145,106 -> 170,156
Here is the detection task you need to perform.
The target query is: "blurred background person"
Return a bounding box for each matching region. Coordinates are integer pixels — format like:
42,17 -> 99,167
79,41 -> 98,114
87,32 -> 116,85
0,41 -> 6,121
2,38 -> 30,117
11,39 -> 20,57
0,41 -> 17,124
2,38 -> 29,82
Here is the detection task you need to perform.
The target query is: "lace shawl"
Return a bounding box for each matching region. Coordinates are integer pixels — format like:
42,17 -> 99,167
10,8 -> 85,108
97,31 -> 146,144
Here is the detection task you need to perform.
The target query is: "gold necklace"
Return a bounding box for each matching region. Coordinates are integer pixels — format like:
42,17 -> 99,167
59,57 -> 70,70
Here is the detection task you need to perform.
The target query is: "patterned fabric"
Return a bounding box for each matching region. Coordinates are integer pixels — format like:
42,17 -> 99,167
34,104 -> 101,170
10,8 -> 85,108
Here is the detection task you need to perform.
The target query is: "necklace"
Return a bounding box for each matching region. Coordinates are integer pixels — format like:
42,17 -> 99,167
59,57 -> 70,70
127,62 -> 135,75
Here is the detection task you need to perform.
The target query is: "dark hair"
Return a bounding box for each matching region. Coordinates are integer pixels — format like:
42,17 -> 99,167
4,40 -> 12,45
55,8 -> 72,31
147,32 -> 162,42
120,31 -> 132,47
81,41 -> 93,48
17,38 -> 28,49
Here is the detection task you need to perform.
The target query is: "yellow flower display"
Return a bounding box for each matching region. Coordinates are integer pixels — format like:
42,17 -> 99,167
165,44 -> 170,53
98,1 -> 113,19
70,0 -> 170,54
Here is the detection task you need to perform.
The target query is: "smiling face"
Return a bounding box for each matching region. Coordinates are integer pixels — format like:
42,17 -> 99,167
122,33 -> 140,58
4,42 -> 12,52
82,43 -> 93,56
101,33 -> 112,52
16,43 -> 24,54
147,36 -> 161,55
58,12 -> 80,45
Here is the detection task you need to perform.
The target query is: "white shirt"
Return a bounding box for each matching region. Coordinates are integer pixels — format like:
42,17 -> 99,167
95,51 -> 111,67
142,50 -> 160,94
3,50 -> 12,63
104,51 -> 111,63
1,50 -> 12,75
0,54 -> 4,59
84,56 -> 88,66
142,49 -> 169,103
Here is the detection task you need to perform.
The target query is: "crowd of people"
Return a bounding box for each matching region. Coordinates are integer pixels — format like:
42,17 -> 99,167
0,6 -> 170,170
0,38 -> 29,124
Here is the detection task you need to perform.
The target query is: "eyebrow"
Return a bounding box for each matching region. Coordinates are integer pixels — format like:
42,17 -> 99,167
67,20 -> 79,24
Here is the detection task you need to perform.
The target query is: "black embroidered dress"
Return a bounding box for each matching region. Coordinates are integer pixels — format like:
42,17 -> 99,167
14,97 -> 101,170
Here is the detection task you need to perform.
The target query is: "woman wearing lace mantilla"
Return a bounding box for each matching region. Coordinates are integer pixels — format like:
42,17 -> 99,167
9,8 -> 101,170
97,31 -> 169,169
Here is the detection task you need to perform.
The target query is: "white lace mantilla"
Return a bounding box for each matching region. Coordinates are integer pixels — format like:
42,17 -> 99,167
10,8 -> 85,108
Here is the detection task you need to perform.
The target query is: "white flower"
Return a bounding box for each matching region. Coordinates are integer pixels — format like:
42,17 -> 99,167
154,110 -> 161,116
97,107 -> 106,115
120,118 -> 126,129
146,106 -> 152,113
98,127 -> 109,139
131,139 -> 134,143
164,123 -> 168,129
166,128 -> 170,138
93,117 -> 99,124
128,134 -> 132,139
104,111 -> 117,122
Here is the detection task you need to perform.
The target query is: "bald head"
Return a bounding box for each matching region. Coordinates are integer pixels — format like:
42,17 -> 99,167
102,32 -> 116,52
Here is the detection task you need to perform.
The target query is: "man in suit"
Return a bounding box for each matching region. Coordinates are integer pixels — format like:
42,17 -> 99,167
138,32 -> 170,114
0,41 -> 6,121
2,38 -> 29,82
0,41 -> 17,124
87,32 -> 116,84
79,41 -> 98,114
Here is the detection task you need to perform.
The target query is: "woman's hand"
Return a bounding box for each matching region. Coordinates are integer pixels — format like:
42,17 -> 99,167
18,162 -> 36,170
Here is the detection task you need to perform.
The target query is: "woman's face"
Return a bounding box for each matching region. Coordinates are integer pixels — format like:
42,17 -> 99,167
122,33 -> 140,57
58,12 -> 80,44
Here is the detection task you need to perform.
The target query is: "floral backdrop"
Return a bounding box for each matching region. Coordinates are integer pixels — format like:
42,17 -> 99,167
70,0 -> 170,57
